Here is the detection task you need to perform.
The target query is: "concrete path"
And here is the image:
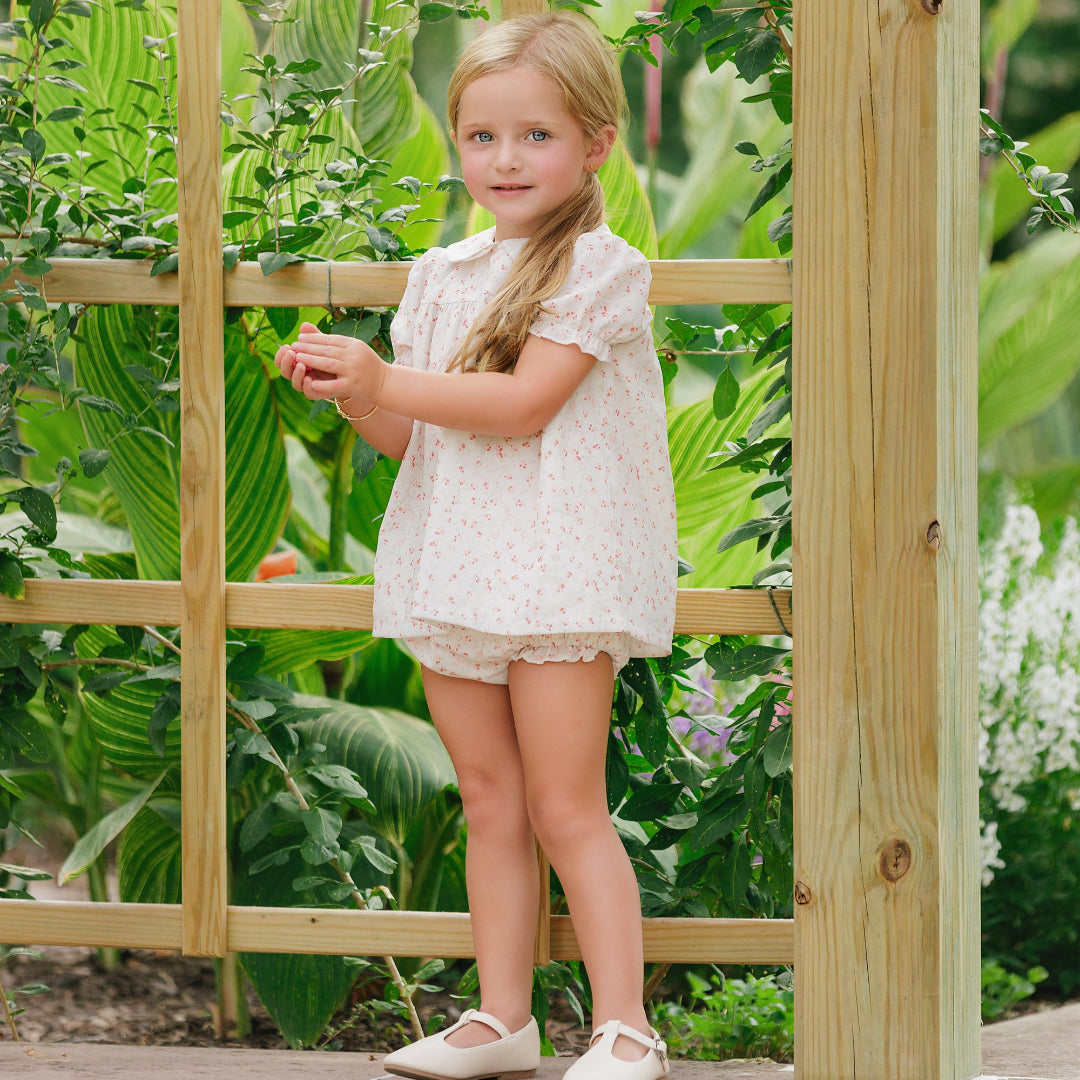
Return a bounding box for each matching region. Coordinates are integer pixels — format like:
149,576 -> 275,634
1,1002 -> 1078,1080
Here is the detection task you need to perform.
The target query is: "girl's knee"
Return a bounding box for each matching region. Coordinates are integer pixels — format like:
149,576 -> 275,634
457,769 -> 530,836
525,787 -> 609,851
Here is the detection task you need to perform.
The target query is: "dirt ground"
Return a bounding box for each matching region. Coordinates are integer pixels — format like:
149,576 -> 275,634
0,946 -> 593,1054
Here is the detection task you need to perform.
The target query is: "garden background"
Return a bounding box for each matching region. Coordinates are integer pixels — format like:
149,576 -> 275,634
0,0 -> 1079,1059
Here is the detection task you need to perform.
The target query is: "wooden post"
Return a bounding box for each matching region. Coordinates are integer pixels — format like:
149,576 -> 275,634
533,845 -> 551,966
791,0 -> 980,1077
177,0 -> 228,957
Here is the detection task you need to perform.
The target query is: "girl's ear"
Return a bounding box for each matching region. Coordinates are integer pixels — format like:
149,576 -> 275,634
584,123 -> 618,173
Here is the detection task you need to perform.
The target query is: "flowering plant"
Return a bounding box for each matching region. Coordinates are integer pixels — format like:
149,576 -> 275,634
978,501 -> 1080,884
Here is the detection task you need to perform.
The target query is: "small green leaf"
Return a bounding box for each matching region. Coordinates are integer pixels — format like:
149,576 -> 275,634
58,774 -> 166,885
709,644 -> 789,681
78,447 -> 110,478
306,764 -> 367,799
0,554 -> 25,600
762,722 -> 792,777
712,364 -> 740,421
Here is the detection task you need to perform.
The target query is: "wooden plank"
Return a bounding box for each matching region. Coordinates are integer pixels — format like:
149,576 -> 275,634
534,845 -> 551,966
10,257 -> 792,308
0,900 -> 183,949
0,580 -> 183,626
0,900 -> 792,962
0,580 -> 792,636
791,0 -> 979,1076
176,0 -> 228,959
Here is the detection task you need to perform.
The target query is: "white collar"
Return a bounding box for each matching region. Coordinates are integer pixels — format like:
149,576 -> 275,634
443,227 -> 527,264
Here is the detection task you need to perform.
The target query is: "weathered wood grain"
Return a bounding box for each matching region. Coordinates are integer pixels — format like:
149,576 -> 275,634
0,900 -> 792,963
8,256 -> 791,307
0,581 -> 791,636
791,0 -> 980,1076
176,0 -> 228,959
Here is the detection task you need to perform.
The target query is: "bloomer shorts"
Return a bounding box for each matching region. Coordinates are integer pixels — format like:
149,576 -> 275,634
400,628 -> 633,685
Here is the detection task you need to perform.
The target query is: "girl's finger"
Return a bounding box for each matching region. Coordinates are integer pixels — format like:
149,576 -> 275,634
292,341 -> 341,361
291,361 -> 308,392
302,374 -> 348,399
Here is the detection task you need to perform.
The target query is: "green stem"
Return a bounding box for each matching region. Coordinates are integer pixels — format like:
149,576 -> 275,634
215,953 -> 251,1039
327,423 -> 356,571
0,968 -> 19,1041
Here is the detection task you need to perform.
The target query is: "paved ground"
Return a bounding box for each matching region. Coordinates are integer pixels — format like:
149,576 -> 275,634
2,1002 -> 1079,1080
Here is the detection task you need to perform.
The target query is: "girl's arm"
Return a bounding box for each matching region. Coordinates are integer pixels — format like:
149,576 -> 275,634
289,330 -> 597,438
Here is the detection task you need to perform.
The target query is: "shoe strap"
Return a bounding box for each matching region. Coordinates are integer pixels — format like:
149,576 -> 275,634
452,1008 -> 512,1040
590,1020 -> 666,1056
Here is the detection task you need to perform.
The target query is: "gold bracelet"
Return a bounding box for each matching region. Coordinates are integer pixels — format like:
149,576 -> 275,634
334,396 -> 378,422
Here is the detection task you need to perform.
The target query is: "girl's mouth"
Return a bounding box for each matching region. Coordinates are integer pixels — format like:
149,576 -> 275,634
492,184 -> 530,193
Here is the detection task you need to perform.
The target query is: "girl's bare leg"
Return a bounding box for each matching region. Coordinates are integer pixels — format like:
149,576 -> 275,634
421,666 -> 538,1048
507,655 -> 652,1060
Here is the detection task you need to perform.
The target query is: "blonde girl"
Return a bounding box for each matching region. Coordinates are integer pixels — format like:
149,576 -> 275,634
275,12 -> 677,1080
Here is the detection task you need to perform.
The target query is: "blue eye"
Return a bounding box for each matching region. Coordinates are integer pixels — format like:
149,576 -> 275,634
473,131 -> 493,143
527,130 -> 549,142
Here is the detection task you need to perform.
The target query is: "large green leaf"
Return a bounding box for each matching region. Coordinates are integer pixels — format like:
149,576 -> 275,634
117,802 -> 182,903
234,840 -> 357,1049
987,111 -> 1080,245
75,307 -> 289,581
254,624 -> 375,676
659,62 -> 785,259
27,0 -> 178,213
296,699 -> 455,845
979,234 -> 1080,449
222,107 -> 364,260
373,95 -> 451,252
76,625 -> 182,777
276,0 -> 420,161
222,0 -> 259,114
670,366 -> 789,588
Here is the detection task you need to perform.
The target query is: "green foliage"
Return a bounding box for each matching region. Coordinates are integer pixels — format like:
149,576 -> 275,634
981,957 -> 1048,1022
651,967 -> 793,1062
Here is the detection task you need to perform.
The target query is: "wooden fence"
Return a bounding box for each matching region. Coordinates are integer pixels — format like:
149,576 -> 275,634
0,0 -> 980,1076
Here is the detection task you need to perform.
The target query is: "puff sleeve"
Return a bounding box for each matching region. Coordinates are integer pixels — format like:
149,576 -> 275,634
528,232 -> 652,364
388,248 -> 438,370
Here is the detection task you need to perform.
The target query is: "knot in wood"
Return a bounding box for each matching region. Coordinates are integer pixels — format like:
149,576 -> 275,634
879,839 -> 913,883
920,0 -> 943,12
794,880 -> 813,906
926,520 -> 942,550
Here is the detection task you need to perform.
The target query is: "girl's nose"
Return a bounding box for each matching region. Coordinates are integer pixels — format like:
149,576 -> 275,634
494,143 -> 521,172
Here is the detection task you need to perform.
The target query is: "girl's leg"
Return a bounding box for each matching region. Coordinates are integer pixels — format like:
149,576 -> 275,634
421,666 -> 538,1048
507,655 -> 652,1060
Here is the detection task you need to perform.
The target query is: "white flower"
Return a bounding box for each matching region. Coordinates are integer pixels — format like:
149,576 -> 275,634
979,500 -> 1080,884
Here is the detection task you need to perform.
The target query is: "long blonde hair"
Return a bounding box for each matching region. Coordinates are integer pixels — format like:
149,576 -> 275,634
446,12 -> 627,375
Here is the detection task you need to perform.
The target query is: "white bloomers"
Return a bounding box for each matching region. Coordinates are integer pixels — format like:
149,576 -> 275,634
401,628 -> 633,685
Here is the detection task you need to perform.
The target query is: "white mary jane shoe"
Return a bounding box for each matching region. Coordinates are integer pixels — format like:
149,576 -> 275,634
563,1021 -> 670,1080
382,1008 -> 541,1080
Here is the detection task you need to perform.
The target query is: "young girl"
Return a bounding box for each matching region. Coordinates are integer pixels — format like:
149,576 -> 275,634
275,12 -> 677,1080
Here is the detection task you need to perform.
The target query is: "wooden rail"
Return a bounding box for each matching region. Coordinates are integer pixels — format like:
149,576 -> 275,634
0,581 -> 792,636
11,255 -> 792,308
0,901 -> 794,965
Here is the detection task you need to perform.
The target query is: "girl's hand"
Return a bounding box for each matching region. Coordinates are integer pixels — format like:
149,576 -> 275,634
289,322 -> 387,404
274,321 -> 387,404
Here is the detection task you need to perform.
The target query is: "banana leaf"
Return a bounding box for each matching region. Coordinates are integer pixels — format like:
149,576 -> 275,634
25,0 -> 179,214
75,306 -> 289,582
296,698 -> 456,846
979,233 -> 1080,449
117,802 -> 183,904
670,365 -> 789,588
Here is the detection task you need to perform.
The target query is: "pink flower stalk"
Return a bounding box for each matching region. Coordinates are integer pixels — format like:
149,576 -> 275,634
646,0 -> 663,155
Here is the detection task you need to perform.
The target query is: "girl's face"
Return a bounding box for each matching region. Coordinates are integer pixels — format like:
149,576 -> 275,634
453,67 -> 615,240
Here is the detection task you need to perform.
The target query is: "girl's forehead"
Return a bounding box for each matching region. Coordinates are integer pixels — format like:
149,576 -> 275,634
458,66 -> 566,113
